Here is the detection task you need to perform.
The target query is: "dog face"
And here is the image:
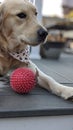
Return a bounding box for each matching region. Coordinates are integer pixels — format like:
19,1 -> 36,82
0,0 -> 48,51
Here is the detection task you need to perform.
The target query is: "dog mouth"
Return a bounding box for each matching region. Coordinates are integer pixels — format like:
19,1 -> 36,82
21,39 -> 29,45
37,37 -> 47,44
19,30 -> 48,46
20,38 -> 38,46
20,36 -> 47,46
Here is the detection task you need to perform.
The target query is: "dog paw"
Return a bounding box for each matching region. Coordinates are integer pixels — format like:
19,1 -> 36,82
61,87 -> 73,100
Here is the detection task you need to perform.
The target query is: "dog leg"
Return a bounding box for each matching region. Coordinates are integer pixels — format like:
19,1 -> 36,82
29,61 -> 73,100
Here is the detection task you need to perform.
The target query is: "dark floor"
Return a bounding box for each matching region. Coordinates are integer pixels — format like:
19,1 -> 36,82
0,53 -> 73,118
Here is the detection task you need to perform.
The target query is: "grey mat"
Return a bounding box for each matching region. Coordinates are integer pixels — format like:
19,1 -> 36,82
0,53 -> 73,118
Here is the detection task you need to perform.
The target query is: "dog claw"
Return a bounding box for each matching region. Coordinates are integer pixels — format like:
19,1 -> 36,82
67,96 -> 73,101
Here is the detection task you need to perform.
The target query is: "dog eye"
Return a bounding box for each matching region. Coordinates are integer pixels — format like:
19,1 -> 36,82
17,13 -> 27,19
35,12 -> 38,16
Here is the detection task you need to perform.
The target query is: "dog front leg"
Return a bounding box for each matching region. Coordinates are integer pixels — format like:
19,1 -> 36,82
29,61 -> 73,100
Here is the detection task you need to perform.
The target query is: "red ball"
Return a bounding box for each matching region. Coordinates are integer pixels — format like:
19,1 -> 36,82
10,68 -> 36,93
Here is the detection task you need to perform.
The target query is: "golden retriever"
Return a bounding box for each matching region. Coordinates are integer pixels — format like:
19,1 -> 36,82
0,0 -> 73,100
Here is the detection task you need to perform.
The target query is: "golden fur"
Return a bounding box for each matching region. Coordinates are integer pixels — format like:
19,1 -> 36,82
0,0 -> 73,100
0,0 -> 46,74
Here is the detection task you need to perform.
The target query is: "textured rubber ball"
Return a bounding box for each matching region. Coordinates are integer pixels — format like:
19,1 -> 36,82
10,68 -> 36,93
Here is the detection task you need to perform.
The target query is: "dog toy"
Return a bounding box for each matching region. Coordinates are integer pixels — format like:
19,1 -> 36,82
10,68 -> 36,93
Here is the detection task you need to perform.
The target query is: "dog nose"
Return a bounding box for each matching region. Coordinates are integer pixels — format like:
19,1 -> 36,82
37,28 -> 48,42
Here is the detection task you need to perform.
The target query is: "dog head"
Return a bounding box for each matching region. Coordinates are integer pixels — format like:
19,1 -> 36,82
0,0 -> 48,51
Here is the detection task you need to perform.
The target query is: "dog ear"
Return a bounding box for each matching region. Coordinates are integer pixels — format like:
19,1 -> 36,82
0,3 -> 4,28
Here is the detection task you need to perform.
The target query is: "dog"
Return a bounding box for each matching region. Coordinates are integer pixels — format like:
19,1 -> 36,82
0,0 -> 73,100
